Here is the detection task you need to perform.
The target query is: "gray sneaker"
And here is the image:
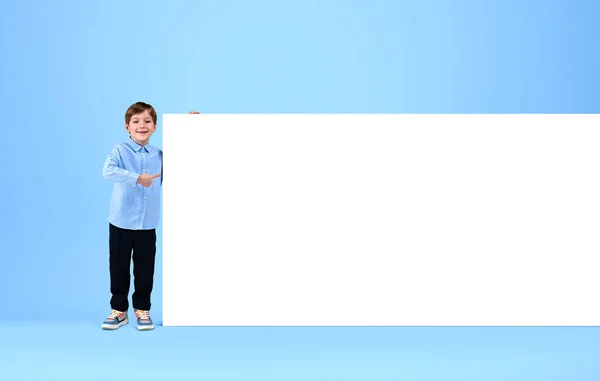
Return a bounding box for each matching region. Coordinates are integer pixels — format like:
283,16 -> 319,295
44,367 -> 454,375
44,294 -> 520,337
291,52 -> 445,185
134,310 -> 154,331
101,310 -> 128,330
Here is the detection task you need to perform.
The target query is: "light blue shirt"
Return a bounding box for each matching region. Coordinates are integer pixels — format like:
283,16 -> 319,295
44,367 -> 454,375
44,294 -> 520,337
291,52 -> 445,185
103,138 -> 162,230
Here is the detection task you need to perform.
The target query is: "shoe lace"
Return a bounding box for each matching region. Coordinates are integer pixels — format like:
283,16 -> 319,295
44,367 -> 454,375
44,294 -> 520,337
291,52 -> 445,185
135,310 -> 150,320
109,309 -> 123,318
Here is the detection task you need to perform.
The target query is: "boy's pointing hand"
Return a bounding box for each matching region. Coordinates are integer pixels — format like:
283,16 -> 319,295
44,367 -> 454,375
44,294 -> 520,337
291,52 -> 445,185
137,173 -> 161,187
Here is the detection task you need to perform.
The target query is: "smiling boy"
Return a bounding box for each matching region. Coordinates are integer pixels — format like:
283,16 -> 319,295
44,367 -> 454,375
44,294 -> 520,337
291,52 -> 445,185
101,102 -> 198,331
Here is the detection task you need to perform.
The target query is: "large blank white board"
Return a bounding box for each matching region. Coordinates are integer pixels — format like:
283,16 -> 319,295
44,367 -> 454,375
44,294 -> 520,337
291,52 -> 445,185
163,114 -> 600,326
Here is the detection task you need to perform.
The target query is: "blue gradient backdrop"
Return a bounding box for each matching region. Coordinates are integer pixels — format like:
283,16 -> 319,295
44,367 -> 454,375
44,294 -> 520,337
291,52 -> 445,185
2,0 -> 600,379
3,0 -> 600,321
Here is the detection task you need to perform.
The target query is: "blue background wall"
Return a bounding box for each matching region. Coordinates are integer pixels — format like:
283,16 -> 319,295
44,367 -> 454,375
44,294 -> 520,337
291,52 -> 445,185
1,0 -> 600,322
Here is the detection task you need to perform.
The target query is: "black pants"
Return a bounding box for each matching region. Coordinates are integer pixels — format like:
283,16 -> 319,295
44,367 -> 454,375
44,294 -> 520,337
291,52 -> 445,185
109,223 -> 156,312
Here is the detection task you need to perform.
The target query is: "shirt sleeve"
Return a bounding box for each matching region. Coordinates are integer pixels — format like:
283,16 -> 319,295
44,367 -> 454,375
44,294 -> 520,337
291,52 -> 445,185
102,146 -> 139,187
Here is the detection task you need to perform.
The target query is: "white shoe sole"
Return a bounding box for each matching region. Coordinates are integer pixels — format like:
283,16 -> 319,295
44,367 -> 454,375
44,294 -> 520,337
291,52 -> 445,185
137,324 -> 154,331
101,318 -> 129,330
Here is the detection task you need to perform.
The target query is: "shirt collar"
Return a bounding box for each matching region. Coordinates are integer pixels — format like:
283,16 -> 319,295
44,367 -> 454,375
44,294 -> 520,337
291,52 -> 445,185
128,137 -> 149,153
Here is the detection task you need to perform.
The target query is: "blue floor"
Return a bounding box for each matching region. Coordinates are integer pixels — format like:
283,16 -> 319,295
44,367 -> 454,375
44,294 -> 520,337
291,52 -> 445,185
2,322 -> 599,380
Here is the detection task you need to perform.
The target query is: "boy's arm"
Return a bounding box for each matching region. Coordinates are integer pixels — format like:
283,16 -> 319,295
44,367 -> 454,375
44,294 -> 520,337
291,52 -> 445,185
102,146 -> 140,187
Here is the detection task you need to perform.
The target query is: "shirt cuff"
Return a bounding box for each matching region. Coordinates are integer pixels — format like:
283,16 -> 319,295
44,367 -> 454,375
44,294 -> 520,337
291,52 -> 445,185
128,172 -> 140,187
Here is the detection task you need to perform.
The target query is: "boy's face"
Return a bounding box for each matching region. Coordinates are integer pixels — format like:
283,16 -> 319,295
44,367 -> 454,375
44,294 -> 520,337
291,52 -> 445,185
125,110 -> 156,146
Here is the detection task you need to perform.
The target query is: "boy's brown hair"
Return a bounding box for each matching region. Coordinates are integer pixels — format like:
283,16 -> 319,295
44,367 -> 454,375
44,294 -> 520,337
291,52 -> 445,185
125,102 -> 157,125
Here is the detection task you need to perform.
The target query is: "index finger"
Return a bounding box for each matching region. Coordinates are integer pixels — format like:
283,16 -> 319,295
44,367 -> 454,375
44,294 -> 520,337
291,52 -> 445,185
152,174 -> 161,178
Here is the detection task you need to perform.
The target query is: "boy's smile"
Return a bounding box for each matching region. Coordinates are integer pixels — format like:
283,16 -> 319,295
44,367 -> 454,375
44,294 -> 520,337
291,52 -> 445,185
125,110 -> 156,146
